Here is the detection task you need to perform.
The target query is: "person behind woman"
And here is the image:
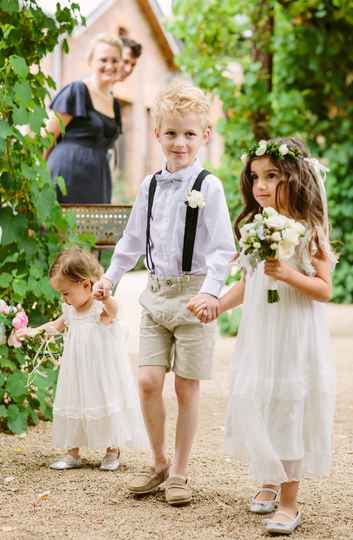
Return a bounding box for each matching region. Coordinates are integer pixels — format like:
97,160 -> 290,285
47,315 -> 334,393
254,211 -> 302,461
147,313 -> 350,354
189,137 -> 336,535
16,247 -> 147,470
120,36 -> 142,82
44,33 -> 124,204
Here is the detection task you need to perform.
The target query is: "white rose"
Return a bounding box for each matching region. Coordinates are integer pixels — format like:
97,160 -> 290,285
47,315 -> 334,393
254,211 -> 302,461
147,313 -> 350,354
240,153 -> 248,164
254,213 -> 264,222
263,207 -> 277,218
186,190 -> 206,209
271,232 -> 281,242
279,143 -> 289,156
265,215 -> 289,229
291,221 -> 305,235
254,242 -> 261,248
283,228 -> 300,245
278,240 -> 295,259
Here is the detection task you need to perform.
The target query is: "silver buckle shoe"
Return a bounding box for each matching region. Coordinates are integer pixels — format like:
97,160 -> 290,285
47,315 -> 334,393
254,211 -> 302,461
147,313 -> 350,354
100,451 -> 120,471
264,511 -> 301,535
249,488 -> 279,514
49,455 -> 82,470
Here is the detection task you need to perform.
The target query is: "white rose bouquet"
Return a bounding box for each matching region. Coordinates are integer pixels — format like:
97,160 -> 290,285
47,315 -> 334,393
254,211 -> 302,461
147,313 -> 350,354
239,207 -> 305,303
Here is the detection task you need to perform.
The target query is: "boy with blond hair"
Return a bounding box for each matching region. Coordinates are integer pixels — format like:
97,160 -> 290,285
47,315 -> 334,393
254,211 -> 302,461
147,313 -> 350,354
94,81 -> 235,505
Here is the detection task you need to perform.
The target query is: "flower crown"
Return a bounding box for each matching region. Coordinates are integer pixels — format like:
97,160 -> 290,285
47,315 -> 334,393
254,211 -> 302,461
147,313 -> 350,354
240,140 -> 303,164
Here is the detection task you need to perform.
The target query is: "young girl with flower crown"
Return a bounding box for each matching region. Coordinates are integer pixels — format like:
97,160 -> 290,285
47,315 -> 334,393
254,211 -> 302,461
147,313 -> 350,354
188,137 -> 336,535
16,247 -> 147,470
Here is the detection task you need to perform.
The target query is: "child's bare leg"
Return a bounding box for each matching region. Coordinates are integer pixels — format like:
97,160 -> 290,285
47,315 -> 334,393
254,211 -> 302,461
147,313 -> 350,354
273,480 -> 299,522
138,365 -> 169,472
255,483 -> 279,501
67,447 -> 80,458
105,447 -> 119,455
172,375 -> 200,476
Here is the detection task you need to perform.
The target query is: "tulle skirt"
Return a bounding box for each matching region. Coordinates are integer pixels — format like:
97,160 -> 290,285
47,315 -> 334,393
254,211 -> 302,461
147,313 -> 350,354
53,320 -> 148,450
224,262 -> 335,484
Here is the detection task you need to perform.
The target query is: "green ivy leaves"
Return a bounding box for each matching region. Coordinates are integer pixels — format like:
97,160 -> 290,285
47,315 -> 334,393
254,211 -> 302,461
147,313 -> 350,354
0,0 -> 84,434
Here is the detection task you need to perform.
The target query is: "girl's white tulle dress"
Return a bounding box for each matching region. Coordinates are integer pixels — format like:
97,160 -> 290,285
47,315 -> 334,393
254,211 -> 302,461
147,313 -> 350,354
225,247 -> 336,484
53,301 -> 148,450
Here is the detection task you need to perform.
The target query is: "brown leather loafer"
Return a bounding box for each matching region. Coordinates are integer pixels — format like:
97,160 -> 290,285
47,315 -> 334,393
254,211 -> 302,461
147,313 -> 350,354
165,475 -> 192,506
127,464 -> 170,494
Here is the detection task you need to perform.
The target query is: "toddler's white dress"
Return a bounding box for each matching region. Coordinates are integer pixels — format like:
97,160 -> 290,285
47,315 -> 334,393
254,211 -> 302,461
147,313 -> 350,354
53,300 -> 148,450
225,244 -> 335,484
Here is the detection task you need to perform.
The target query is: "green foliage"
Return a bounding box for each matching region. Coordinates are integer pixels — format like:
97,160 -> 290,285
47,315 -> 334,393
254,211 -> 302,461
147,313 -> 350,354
171,0 -> 353,305
0,0 -> 85,433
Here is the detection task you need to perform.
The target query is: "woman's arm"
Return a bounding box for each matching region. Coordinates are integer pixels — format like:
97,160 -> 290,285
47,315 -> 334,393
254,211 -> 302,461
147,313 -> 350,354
264,251 -> 332,302
42,111 -> 73,159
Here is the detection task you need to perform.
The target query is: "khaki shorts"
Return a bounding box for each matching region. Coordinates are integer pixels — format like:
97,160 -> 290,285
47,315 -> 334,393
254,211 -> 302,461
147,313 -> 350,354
139,275 -> 217,380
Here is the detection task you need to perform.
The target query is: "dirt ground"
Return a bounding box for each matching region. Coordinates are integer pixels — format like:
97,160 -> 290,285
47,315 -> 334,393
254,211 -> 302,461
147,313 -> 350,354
0,273 -> 352,539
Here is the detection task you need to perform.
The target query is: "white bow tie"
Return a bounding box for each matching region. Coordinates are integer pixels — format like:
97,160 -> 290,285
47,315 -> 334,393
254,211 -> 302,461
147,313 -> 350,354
157,171 -> 183,183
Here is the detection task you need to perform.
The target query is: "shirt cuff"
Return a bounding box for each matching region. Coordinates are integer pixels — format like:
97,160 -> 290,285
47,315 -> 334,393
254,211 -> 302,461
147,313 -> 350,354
104,267 -> 124,288
199,276 -> 225,298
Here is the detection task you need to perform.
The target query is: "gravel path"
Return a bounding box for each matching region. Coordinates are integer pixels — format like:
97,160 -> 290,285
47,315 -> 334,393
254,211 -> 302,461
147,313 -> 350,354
0,273 -> 352,540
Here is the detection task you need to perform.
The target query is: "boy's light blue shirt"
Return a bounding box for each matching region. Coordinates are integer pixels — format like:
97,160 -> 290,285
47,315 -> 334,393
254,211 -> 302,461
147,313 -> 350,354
105,159 -> 235,297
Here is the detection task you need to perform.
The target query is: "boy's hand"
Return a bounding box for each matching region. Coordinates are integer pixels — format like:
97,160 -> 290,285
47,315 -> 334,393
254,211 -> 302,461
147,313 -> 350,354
93,277 -> 112,300
187,293 -> 219,323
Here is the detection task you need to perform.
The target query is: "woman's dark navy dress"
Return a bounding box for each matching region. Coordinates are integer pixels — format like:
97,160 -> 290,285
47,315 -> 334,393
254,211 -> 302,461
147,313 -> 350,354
47,81 -> 122,203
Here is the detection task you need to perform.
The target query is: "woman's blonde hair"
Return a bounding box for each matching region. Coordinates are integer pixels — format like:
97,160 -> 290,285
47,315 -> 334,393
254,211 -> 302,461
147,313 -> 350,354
49,248 -> 103,284
153,80 -> 211,129
88,33 -> 123,63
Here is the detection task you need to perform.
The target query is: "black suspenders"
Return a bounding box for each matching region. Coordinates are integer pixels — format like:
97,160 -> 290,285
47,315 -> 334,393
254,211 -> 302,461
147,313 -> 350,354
145,169 -> 210,273
145,172 -> 159,274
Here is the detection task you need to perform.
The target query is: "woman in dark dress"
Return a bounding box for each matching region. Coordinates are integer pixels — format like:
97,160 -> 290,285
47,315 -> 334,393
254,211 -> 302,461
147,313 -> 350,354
45,34 -> 124,204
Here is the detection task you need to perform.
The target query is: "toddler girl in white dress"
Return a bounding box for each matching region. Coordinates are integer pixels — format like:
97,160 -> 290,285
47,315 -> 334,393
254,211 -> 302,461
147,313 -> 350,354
189,137 -> 336,535
17,247 -> 147,470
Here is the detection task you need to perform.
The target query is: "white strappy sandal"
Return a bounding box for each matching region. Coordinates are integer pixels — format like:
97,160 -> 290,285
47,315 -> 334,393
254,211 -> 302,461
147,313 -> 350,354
264,511 -> 301,535
249,487 -> 279,514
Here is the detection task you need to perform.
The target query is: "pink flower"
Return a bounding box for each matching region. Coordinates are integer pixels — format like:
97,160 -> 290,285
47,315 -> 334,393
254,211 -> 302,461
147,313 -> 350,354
0,300 -> 9,315
8,330 -> 22,348
12,311 -> 28,330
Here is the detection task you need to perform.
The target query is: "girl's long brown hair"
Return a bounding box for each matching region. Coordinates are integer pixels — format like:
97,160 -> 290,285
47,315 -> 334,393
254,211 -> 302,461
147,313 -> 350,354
235,137 -> 328,247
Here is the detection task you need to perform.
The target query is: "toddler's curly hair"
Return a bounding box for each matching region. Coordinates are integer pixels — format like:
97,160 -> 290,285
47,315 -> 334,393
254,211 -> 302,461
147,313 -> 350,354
49,247 -> 103,284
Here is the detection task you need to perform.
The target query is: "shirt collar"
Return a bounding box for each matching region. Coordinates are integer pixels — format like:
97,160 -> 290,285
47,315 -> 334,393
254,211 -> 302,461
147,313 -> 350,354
156,159 -> 203,184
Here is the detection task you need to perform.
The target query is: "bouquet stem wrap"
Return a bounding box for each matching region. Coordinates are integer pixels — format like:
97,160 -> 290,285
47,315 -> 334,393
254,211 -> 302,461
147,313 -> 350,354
267,276 -> 280,303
